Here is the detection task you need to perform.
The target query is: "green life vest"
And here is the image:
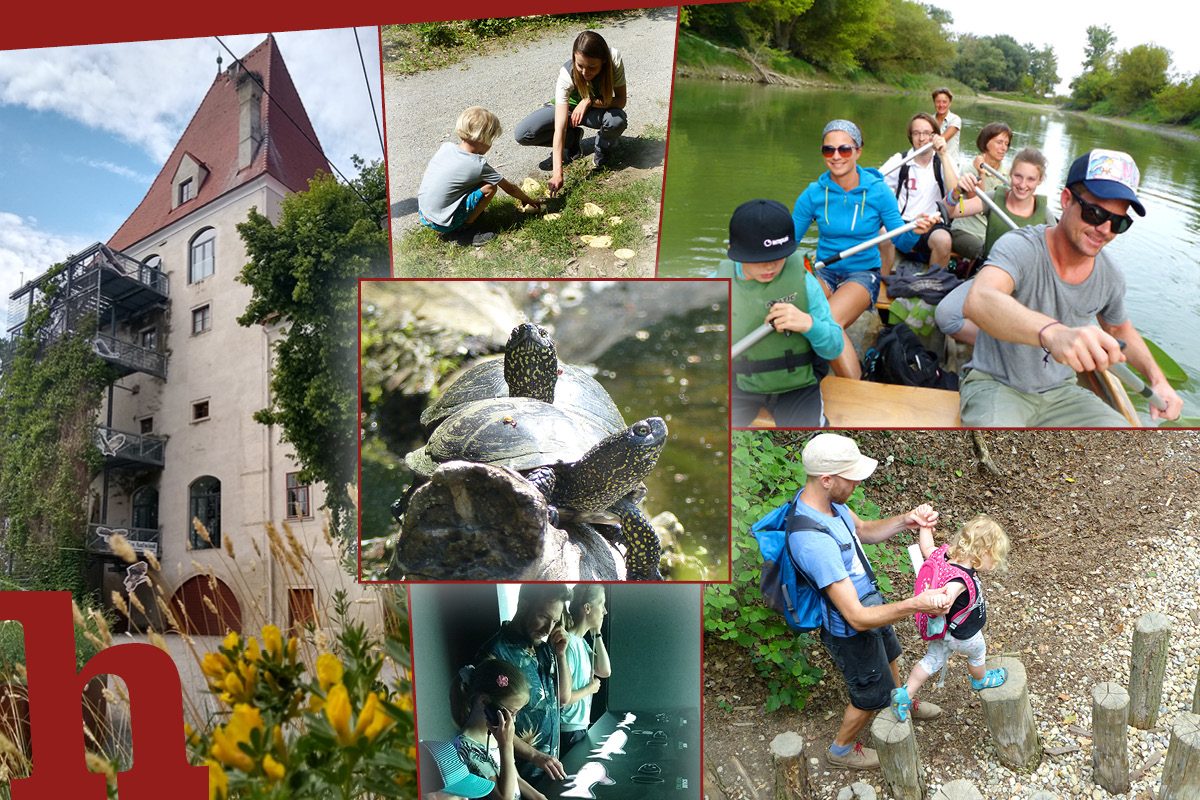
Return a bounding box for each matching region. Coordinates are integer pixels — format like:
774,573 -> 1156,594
717,255 -> 817,394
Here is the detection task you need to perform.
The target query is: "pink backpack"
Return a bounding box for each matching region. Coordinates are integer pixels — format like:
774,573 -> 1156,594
913,544 -> 978,640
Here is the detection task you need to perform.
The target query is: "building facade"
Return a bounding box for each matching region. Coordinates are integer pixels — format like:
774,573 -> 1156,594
7,36 -> 359,636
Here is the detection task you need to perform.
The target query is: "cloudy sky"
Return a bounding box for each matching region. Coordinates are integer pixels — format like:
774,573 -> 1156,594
939,0 -> 1199,94
0,28 -> 383,310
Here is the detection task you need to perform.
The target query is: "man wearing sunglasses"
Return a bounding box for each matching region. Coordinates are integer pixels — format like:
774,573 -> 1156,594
959,149 -> 1182,426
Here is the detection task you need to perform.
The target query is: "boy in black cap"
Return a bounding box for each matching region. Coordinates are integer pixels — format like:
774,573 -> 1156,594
715,199 -> 844,427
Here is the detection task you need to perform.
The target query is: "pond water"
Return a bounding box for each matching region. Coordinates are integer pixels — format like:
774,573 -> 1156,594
659,80 -> 1200,420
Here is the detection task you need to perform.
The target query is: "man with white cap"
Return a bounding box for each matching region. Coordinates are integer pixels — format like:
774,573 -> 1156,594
791,433 -> 952,770
961,148 -> 1183,425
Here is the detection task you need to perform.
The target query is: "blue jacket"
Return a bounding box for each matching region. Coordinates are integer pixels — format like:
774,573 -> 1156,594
792,166 -> 918,274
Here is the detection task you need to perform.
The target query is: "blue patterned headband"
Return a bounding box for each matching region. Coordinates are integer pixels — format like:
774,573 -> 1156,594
822,119 -> 862,148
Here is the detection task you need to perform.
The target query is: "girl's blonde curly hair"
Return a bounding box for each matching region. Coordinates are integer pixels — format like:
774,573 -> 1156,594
947,514 -> 1010,570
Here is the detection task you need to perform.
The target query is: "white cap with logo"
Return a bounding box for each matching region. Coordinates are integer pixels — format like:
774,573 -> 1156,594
802,433 -> 878,481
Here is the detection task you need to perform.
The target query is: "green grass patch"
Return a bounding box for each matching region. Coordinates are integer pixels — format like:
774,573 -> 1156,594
383,12 -> 637,75
675,31 -> 756,75
394,163 -> 660,277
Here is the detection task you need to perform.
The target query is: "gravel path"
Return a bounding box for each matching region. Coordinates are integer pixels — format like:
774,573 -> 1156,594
385,8 -> 678,238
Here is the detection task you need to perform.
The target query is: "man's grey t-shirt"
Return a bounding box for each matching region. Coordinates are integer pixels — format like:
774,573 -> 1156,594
966,225 -> 1127,394
416,142 -> 503,228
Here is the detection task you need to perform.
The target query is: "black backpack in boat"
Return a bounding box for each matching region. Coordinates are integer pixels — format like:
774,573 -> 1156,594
862,322 -> 958,390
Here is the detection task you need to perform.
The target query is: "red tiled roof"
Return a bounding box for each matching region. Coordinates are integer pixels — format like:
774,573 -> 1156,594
108,35 -> 330,251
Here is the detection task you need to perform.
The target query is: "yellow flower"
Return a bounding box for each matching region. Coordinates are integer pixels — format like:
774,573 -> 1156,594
324,683 -> 353,746
394,689 -> 414,712
272,724 -> 287,759
307,692 -> 325,714
185,722 -> 200,748
223,671 -> 246,700
207,760 -> 229,800
286,636 -> 299,662
222,631 -> 240,652
211,704 -> 263,772
262,753 -> 286,782
243,636 -> 261,663
262,624 -> 283,661
201,652 -> 233,683
316,653 -> 344,692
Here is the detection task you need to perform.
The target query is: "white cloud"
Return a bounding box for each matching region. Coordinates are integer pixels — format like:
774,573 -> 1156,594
0,211 -> 91,310
70,156 -> 154,184
0,29 -> 383,180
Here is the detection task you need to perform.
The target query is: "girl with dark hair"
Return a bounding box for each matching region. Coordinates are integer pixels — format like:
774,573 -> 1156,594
559,584 -> 611,754
446,659 -> 545,800
514,30 -> 628,195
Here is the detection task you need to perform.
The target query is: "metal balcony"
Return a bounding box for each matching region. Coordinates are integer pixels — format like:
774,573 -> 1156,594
94,425 -> 165,469
93,333 -> 167,379
85,523 -> 161,558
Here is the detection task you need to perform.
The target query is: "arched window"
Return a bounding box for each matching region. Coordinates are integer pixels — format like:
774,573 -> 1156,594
188,228 -> 215,284
132,486 -> 159,531
189,476 -> 221,549
140,254 -> 163,289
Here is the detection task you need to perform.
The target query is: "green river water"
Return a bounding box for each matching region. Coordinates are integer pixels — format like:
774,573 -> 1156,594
659,80 -> 1200,422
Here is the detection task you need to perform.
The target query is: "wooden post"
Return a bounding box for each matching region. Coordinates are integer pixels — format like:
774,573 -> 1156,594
929,779 -> 982,799
1192,660 -> 1199,714
1091,682 -> 1130,794
1160,712 -> 1200,800
769,731 -> 810,800
978,656 -> 1041,770
1128,611 -> 1171,729
871,710 -> 925,800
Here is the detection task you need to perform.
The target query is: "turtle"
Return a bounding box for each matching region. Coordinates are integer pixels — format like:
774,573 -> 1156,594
405,396 -> 668,580
419,322 -> 624,437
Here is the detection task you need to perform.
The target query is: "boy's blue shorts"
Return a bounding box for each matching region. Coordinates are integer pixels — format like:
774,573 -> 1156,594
418,188 -> 485,233
817,266 -> 881,305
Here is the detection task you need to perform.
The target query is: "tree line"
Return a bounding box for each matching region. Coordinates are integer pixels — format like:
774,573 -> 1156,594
683,2 -> 1199,123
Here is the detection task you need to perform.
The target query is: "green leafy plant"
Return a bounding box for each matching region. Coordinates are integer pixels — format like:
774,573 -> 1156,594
706,431 -> 899,713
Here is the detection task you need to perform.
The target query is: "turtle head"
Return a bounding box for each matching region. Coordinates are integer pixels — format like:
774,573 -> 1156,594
504,323 -> 558,404
560,417 -> 667,510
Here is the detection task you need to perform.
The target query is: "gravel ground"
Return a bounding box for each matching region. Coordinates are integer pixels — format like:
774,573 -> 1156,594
384,7 -> 678,238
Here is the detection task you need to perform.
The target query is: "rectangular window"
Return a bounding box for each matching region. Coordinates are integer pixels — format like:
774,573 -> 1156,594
178,178 -> 194,204
288,588 -> 317,635
189,235 -> 215,283
192,304 -> 211,335
140,327 -> 157,350
192,400 -> 210,422
286,473 -> 312,519
139,416 -> 154,435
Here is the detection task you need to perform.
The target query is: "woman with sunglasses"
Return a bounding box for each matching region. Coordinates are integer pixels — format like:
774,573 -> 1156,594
957,148 -> 1182,425
937,147 -> 1056,345
791,119 -> 938,379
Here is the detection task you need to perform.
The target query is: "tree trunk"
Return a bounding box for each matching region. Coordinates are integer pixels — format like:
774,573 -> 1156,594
1160,713 -> 1200,800
1090,681 -> 1130,794
769,731 -> 809,800
978,657 -> 1042,771
871,710 -> 925,800
1128,611 -> 1171,729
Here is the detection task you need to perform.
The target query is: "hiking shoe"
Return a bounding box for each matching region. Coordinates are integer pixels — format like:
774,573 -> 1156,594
826,743 -> 879,770
971,668 -> 1007,691
890,686 -> 912,722
910,698 -> 943,720
593,150 -> 610,170
441,228 -> 495,247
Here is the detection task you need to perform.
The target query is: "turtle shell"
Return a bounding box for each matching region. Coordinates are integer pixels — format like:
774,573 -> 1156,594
420,360 -> 625,434
406,397 -> 615,478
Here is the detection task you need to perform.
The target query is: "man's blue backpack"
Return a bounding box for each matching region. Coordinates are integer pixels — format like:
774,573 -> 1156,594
752,491 -> 845,633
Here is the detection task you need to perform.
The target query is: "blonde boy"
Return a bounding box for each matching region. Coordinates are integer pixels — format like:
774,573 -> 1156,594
417,106 -> 541,246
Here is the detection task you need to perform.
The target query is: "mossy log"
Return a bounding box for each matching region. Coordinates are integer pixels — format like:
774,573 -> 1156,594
930,779 -> 982,799
769,731 -> 810,800
1160,713 -> 1200,800
871,710 -> 925,800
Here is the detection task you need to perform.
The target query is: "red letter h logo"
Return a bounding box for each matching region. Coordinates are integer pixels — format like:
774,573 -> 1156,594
2,591 -> 208,799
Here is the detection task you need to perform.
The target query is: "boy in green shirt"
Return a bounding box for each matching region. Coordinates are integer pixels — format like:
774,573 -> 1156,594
717,199 -> 845,427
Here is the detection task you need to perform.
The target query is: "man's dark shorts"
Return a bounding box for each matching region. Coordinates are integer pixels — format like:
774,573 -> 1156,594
900,221 -> 952,264
820,622 -> 902,711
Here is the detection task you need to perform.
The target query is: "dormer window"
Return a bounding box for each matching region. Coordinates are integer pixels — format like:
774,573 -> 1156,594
171,152 -> 209,210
